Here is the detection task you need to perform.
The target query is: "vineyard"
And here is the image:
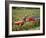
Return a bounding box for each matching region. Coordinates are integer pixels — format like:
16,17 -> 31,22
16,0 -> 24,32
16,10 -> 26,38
12,7 -> 40,31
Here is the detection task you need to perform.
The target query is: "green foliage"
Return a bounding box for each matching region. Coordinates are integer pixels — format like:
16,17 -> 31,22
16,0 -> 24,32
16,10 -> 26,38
15,18 -> 20,21
32,22 -> 40,29
22,22 -> 32,30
